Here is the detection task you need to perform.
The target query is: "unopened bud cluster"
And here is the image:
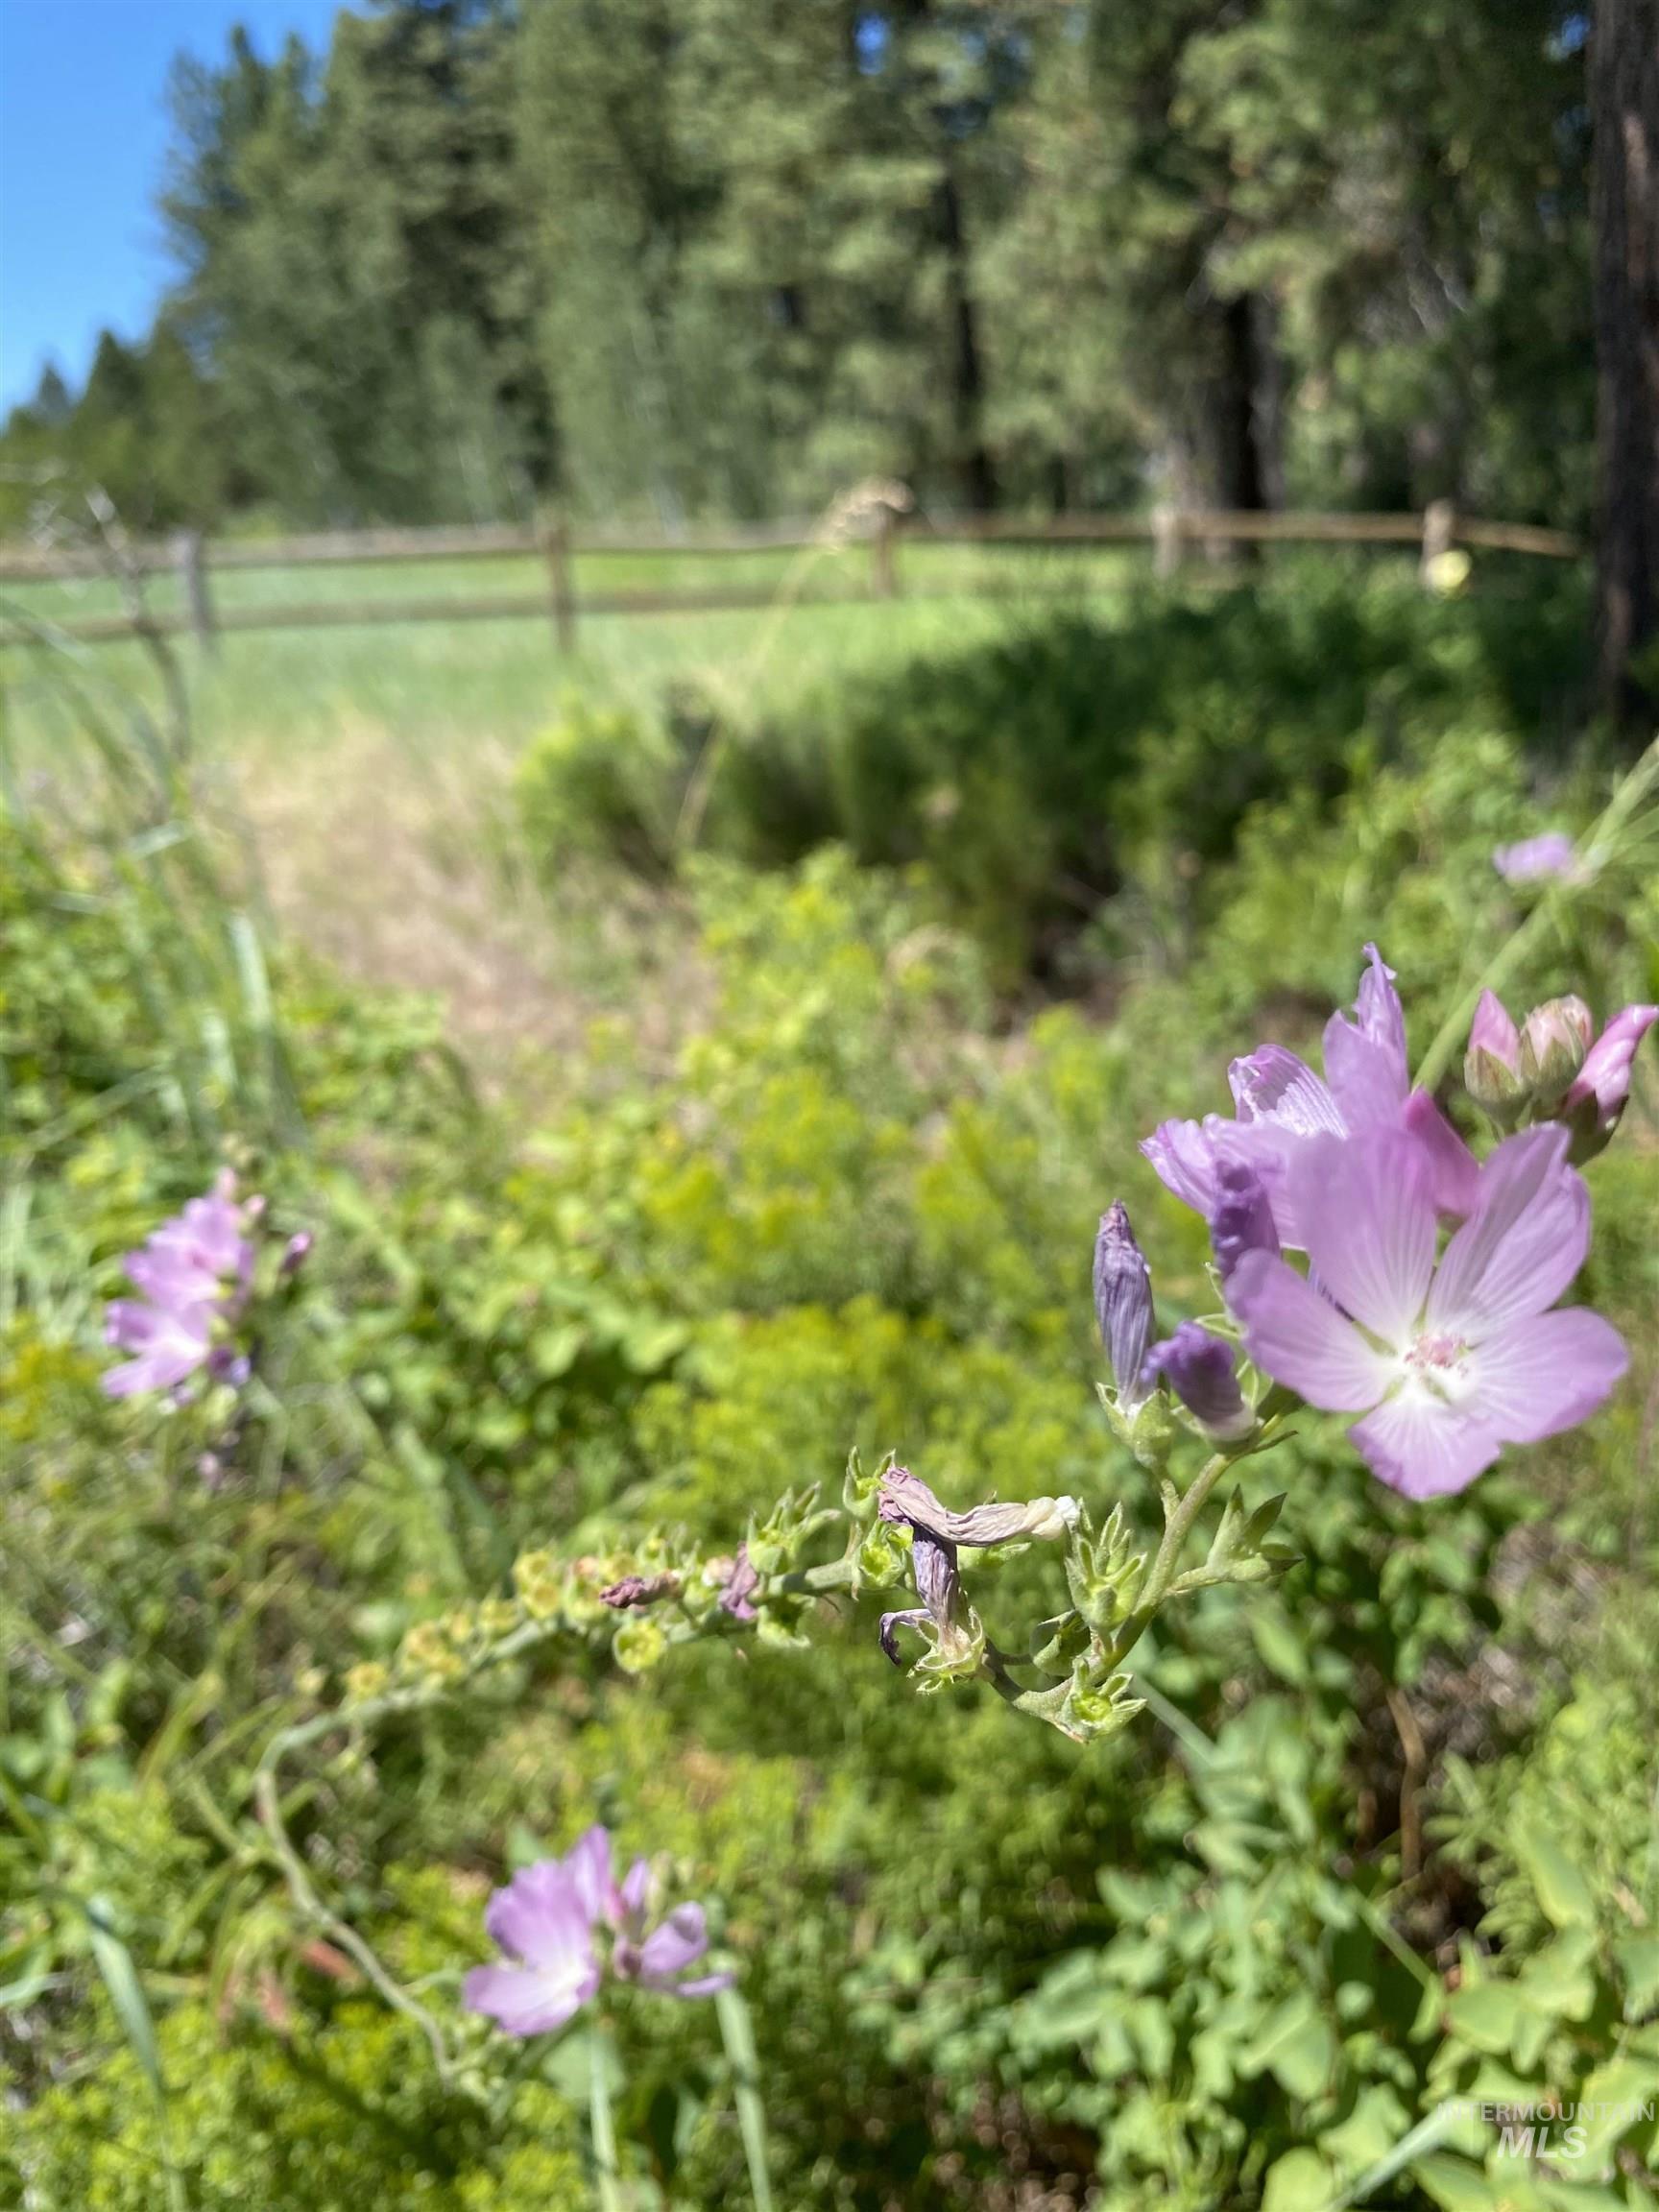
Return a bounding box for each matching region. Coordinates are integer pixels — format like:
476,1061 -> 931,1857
1465,989 -> 1656,1161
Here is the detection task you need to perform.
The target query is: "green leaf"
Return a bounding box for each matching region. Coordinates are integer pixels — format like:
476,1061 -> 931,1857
1261,2148 -> 1332,2212
1242,1991 -> 1336,2100
1412,2152 -> 1505,2212
1615,1934 -> 1659,2016
1516,1834 -> 1597,1929
1248,1605 -> 1310,1687
1445,1983 -> 1524,2057
84,1897 -> 163,2101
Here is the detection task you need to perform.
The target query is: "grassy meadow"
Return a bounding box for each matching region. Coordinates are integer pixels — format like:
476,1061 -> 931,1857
4,550 -> 1659,2212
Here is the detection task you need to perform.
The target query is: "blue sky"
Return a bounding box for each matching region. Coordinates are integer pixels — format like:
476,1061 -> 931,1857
0,0 -> 345,413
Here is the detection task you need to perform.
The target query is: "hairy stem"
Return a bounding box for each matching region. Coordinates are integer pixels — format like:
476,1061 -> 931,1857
252,1759 -> 454,2083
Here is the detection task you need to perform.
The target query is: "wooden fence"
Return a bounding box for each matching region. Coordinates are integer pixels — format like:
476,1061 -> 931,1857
0,501 -> 1582,652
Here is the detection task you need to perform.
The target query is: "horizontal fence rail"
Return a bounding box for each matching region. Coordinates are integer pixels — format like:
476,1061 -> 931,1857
0,503 -> 1583,651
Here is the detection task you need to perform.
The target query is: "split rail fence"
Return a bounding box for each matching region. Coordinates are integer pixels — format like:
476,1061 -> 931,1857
0,502 -> 1581,653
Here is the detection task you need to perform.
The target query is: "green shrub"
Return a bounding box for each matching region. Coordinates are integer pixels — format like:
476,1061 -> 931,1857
515,694 -> 686,881
8,640 -> 1658,2209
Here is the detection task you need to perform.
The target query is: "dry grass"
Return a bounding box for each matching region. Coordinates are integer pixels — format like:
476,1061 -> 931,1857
233,715 -> 708,1097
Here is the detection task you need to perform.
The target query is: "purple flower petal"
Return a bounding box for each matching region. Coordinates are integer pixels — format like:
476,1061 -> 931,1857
1141,1118 -> 1222,1214
1493,832 -> 1577,884
1349,1394 -> 1503,1500
1228,1046 -> 1344,1137
1288,1130 -> 1437,1345
1566,1004 -> 1658,1133
485,1861 -> 595,1971
661,1969 -> 736,1998
1428,1125 -> 1588,1338
636,1903 -> 710,1983
1227,1251 -> 1392,1410
562,1824 -> 617,1928
617,1855 -> 653,1923
1471,1308 -> 1629,1442
1402,1091 -> 1480,1221
1323,946 -> 1409,1130
463,1958 -> 599,2038
1468,989 -> 1521,1070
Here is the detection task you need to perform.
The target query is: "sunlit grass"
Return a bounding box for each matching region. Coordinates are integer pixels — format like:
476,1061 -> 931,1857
0,542 -> 1155,761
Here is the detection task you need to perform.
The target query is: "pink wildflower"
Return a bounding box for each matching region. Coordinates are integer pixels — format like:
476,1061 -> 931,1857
1226,1125 -> 1626,1499
1142,946 -> 1477,1243
464,1826 -> 731,2039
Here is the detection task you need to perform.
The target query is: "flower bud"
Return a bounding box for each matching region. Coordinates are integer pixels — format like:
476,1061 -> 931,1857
1141,1322 -> 1254,1442
1210,1157 -> 1278,1283
1094,1201 -> 1154,1408
1517,995 -> 1592,1109
279,1231 -> 314,1280
1561,1004 -> 1658,1162
1463,990 -> 1525,1121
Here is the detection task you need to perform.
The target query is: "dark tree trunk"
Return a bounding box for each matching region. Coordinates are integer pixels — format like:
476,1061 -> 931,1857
1214,291 -> 1283,513
937,158 -> 998,512
1592,0 -> 1659,729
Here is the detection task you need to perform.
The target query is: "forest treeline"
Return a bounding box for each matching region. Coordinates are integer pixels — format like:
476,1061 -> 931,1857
0,0 -> 1603,538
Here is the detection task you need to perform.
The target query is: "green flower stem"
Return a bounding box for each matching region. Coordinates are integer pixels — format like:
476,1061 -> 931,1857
715,1984 -> 776,2212
588,2024 -> 623,2212
252,1756 -> 455,2085
1137,1452 -> 1235,1617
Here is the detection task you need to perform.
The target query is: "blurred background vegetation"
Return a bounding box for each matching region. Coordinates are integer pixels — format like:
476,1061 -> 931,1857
3,2 -> 1659,2208
0,0 -> 1614,533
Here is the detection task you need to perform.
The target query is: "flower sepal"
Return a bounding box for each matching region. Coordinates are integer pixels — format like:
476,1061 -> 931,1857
1061,1501 -> 1144,1634
1097,1380 -> 1177,1473
1001,1650 -> 1145,1745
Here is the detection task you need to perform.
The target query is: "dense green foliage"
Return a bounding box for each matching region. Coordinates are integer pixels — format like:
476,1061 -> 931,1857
4,578 -> 1658,2206
516,568 -> 1597,978
0,0 -> 1594,534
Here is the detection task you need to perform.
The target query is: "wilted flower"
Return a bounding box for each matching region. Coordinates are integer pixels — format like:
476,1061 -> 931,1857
876,1467 -> 1077,1667
1493,832 -> 1580,885
1094,1202 -> 1154,1407
878,1466 -> 1080,1549
1140,1322 -> 1254,1441
715,1544 -> 760,1623
1143,946 -> 1477,1243
599,1573 -> 681,1610
104,1171 -> 255,1401
465,1826 -> 731,2038
1226,1125 -> 1626,1498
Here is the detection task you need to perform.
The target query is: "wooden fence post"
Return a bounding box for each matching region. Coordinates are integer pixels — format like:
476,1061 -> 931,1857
1419,499 -> 1457,589
540,514 -> 577,650
177,528 -> 216,654
1151,502 -> 1185,581
871,504 -> 901,600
